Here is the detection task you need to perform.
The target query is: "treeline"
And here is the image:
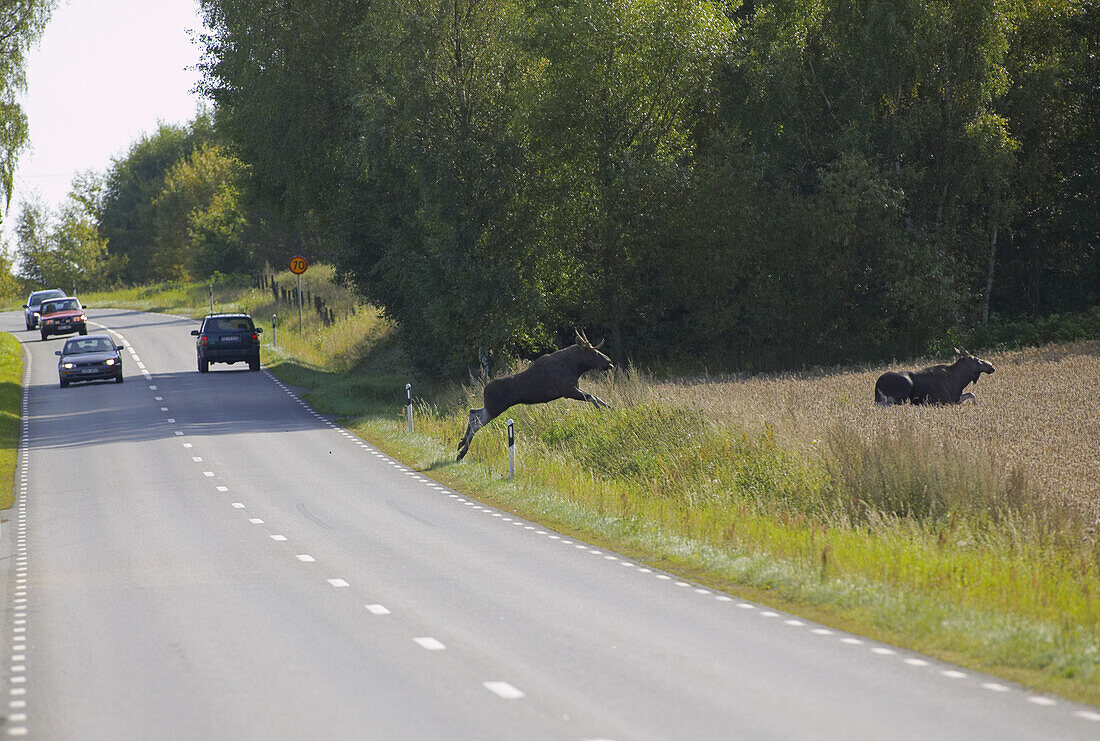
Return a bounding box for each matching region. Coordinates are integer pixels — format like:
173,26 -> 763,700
13,1 -> 1099,376
194,0 -> 1097,374
12,112 -> 257,290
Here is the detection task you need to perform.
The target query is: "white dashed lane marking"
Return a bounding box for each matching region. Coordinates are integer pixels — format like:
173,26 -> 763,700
484,681 -> 525,700
414,637 -> 445,651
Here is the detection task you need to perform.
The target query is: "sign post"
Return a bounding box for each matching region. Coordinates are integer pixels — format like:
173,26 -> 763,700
288,256 -> 308,332
406,383 -> 414,432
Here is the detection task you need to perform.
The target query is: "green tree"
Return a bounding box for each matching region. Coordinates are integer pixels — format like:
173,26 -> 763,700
702,0 -> 1019,365
153,143 -> 251,279
342,0 -> 555,374
198,0 -> 366,261
98,114 -> 216,283
0,0 -> 54,213
521,0 -> 732,361
14,174 -> 117,291
13,195 -> 50,286
0,236 -> 21,299
995,0 -> 1099,316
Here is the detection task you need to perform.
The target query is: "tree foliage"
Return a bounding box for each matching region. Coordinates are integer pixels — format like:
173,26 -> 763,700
14,173 -> 118,291
98,115 -> 217,283
0,0 -> 54,213
182,0 -> 1100,375
153,143 -> 251,280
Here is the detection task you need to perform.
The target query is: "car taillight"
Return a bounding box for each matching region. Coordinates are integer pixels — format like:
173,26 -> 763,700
200,335 -> 208,346
252,333 -> 259,345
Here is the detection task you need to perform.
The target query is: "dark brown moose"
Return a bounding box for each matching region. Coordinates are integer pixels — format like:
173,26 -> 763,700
457,331 -> 614,461
874,348 -> 995,405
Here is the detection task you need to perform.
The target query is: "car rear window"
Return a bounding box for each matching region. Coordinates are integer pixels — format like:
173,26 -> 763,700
30,290 -> 65,305
206,317 -> 253,332
42,299 -> 80,314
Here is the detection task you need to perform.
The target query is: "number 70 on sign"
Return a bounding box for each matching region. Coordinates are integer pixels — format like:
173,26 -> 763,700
289,256 -> 308,275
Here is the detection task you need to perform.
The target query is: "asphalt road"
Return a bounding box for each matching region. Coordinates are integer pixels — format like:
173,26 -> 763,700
0,308 -> 1096,740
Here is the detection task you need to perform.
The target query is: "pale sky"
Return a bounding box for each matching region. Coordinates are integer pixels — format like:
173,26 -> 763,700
2,0 -> 207,247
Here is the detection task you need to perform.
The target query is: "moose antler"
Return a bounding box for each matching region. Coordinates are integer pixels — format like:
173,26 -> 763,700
575,329 -> 606,350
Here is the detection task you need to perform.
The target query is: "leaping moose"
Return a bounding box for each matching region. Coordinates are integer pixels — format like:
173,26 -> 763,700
874,348 -> 995,405
456,331 -> 614,461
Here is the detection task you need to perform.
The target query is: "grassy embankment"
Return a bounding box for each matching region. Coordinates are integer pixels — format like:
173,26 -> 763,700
18,270 -> 1100,706
0,333 -> 22,510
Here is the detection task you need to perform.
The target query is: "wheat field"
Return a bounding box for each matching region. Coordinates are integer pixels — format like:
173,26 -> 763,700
636,342 -> 1100,517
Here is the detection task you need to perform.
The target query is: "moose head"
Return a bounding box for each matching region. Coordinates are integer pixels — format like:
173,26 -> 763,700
575,329 -> 614,373
954,347 -> 996,383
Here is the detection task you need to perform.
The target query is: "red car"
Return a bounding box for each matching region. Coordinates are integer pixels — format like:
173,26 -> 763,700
39,297 -> 88,341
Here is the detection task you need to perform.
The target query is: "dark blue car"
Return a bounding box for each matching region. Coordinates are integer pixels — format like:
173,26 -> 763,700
56,335 -> 124,387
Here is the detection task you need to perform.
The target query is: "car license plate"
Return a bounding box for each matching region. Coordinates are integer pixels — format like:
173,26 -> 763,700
80,368 -> 97,374
221,336 -> 240,343
57,323 -> 70,330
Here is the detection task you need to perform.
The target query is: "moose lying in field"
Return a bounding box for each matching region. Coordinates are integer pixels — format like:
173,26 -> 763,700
874,348 -> 995,405
456,331 -> 614,461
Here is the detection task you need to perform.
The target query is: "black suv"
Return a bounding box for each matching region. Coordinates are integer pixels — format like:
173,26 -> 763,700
191,313 -> 263,372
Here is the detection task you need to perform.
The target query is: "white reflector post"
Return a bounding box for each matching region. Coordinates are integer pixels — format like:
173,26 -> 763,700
507,419 -> 515,480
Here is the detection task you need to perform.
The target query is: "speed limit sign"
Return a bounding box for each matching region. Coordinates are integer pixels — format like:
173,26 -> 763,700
289,255 -> 308,275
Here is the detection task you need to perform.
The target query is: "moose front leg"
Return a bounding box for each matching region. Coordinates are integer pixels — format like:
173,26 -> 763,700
573,388 -> 611,409
959,392 -> 976,404
456,408 -> 488,461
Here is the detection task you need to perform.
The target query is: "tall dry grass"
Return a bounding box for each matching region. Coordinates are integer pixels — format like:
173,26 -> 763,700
634,342 -> 1100,519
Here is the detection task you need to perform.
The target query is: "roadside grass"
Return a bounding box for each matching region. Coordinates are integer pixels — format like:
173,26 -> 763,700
0,333 -> 23,509
16,275 -> 1100,705
364,373 -> 1100,705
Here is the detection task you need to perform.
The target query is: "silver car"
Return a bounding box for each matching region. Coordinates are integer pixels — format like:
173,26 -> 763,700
23,289 -> 67,330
